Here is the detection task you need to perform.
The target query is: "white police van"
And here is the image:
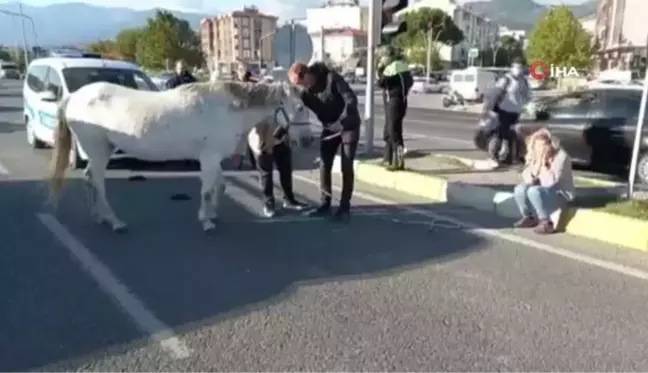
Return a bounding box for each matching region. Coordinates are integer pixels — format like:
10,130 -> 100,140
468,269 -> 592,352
23,49 -> 158,168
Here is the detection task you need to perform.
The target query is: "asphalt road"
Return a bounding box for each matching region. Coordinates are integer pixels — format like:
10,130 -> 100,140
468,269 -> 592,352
4,79 -> 648,371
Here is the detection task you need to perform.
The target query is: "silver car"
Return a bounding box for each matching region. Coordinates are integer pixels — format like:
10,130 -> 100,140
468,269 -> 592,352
0,62 -> 20,79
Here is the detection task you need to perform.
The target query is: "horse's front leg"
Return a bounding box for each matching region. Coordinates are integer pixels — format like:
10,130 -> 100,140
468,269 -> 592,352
198,152 -> 224,232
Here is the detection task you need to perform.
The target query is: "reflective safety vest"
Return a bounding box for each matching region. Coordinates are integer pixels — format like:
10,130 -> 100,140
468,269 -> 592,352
382,60 -> 409,77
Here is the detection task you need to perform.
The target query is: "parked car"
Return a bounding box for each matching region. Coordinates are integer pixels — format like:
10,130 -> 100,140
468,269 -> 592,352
0,61 -> 21,79
474,86 -> 648,183
23,55 -> 158,168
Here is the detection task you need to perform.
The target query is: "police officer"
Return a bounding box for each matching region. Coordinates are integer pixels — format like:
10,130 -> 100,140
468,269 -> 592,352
288,62 -> 360,221
377,46 -> 413,170
166,59 -> 197,89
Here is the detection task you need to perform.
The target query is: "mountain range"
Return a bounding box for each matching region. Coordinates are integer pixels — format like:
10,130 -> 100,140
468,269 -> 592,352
0,0 -> 598,49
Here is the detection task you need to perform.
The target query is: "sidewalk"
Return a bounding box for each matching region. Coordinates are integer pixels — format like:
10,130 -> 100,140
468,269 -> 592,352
333,149 -> 648,251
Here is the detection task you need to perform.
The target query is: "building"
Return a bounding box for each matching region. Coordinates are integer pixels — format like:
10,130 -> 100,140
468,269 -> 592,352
499,27 -> 527,50
397,0 -> 500,66
595,0 -> 647,70
310,27 -> 367,65
304,0 -> 369,66
200,6 -> 278,74
304,0 -> 369,34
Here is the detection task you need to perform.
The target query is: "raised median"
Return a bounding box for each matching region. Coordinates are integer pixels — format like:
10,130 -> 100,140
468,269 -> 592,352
334,151 -> 648,251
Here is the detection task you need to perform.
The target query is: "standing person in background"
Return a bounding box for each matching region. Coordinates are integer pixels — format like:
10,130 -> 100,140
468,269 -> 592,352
236,61 -> 258,83
483,59 -> 531,168
288,61 -> 360,221
377,46 -> 413,170
166,59 -> 196,89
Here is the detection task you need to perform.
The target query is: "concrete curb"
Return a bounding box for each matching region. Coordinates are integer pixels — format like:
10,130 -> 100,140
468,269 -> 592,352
333,156 -> 648,252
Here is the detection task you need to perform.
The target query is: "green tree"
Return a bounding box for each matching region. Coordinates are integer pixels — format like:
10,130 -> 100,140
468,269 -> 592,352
0,47 -> 12,61
115,28 -> 142,62
394,7 -> 463,66
87,39 -> 117,55
526,6 -> 592,69
136,10 -> 203,70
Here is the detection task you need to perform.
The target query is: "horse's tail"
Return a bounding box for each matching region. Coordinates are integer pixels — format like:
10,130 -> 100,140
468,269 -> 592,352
50,96 -> 72,204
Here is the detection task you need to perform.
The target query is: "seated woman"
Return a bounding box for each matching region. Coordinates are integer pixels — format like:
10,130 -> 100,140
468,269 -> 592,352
513,129 -> 575,234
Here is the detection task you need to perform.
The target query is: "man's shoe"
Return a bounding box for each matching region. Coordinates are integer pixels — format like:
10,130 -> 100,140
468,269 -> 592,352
262,202 -> 276,218
330,206 -> 351,222
533,219 -> 555,234
283,199 -> 309,211
305,204 -> 331,217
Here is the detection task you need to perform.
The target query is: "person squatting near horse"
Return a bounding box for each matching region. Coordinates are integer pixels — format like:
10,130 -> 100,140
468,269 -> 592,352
377,46 -> 413,170
246,108 -> 310,218
513,128 -> 575,234
48,78 -> 307,232
483,60 -> 531,168
288,61 -> 361,221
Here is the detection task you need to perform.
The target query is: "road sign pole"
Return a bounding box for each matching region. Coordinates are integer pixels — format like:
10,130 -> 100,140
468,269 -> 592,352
363,0 -> 379,153
627,66 -> 648,198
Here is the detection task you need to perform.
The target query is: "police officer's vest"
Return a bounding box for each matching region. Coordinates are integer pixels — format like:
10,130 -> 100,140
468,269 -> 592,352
381,60 -> 413,98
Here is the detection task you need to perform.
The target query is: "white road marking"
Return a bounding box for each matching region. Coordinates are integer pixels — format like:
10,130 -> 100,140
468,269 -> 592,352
293,175 -> 648,282
36,213 -> 192,360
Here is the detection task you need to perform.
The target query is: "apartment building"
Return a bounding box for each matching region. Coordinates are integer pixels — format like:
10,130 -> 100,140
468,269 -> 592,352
595,0 -> 647,69
397,0 -> 499,66
200,6 -> 278,74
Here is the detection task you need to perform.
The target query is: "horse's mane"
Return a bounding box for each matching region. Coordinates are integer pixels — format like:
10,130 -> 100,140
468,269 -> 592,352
176,80 -> 284,107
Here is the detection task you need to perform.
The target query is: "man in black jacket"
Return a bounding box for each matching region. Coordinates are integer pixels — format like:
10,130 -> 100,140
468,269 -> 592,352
166,60 -> 196,89
288,62 -> 360,220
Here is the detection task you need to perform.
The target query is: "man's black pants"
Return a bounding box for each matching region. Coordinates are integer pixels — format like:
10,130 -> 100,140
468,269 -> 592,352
383,93 -> 407,163
319,131 -> 358,208
490,109 -> 520,164
256,142 -> 295,205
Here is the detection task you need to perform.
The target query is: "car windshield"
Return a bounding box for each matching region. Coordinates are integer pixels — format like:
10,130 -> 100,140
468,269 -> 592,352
62,67 -> 158,93
1,63 -> 18,70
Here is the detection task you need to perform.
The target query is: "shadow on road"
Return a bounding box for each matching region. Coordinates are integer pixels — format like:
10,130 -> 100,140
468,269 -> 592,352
0,121 -> 23,133
0,172 -> 493,371
0,106 -> 21,113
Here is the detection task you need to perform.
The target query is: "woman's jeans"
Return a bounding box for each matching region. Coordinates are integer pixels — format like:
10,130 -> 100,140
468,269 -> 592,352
513,183 -> 564,220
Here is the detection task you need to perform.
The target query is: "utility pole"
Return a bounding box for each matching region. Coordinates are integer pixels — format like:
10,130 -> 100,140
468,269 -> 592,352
320,25 -> 326,61
289,19 -> 295,65
18,3 -> 29,67
425,25 -> 432,83
363,0 -> 380,153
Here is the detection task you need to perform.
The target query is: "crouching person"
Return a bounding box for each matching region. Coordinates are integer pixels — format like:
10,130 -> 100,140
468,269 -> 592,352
513,129 -> 574,234
248,119 -> 309,218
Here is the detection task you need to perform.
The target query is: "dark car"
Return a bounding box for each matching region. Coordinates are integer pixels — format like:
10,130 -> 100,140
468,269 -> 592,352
474,86 -> 648,182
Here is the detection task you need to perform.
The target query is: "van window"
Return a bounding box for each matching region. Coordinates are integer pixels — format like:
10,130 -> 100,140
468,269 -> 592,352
44,68 -> 64,98
464,75 -> 475,82
0,62 -> 18,70
453,74 -> 464,82
62,67 -> 158,92
26,65 -> 49,93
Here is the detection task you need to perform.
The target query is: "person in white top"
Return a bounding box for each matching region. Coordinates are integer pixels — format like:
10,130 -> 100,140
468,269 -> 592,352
484,60 -> 532,167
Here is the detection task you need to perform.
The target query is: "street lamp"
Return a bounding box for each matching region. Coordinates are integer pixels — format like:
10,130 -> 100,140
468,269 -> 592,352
0,8 -> 38,66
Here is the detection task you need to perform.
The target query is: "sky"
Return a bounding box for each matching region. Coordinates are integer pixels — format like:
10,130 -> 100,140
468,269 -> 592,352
0,0 -> 594,21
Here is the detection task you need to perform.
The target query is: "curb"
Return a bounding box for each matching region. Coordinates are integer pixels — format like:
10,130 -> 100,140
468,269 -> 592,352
333,156 -> 648,252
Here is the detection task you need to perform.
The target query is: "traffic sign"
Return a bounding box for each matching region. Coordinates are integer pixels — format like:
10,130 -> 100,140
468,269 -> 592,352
468,48 -> 479,58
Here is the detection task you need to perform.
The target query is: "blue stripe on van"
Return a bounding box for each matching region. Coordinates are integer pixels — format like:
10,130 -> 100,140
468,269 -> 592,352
25,104 -> 57,129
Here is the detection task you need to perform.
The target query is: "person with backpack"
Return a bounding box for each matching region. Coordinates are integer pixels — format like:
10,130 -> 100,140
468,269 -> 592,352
484,60 -> 532,168
377,46 -> 413,170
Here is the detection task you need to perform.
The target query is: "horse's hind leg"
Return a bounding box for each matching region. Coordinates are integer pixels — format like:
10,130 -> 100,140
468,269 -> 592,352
80,135 -> 127,232
198,152 -> 224,232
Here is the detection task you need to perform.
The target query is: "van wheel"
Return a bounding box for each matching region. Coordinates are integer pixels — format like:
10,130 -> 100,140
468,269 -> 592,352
442,97 -> 452,107
26,117 -> 47,149
636,152 -> 648,186
69,140 -> 87,170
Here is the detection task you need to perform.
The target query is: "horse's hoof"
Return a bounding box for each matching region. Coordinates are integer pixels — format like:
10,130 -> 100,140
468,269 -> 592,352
202,220 -> 216,232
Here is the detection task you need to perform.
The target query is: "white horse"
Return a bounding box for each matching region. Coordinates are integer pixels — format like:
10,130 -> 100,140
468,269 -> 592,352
49,79 -> 305,232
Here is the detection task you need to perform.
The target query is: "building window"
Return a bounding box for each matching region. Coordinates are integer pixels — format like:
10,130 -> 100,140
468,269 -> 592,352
243,39 -> 250,48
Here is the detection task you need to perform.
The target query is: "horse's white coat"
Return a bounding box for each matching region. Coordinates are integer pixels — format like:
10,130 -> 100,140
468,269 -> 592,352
50,80 -> 304,232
